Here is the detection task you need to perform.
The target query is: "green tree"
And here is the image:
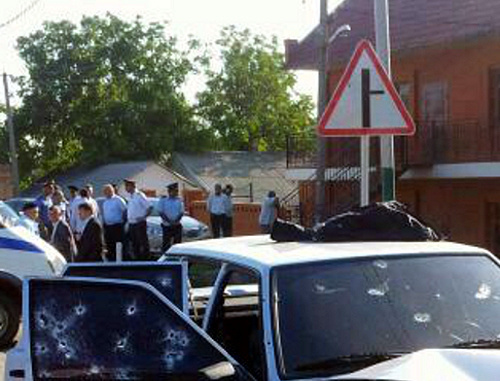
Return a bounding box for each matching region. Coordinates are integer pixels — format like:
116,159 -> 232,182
196,26 -> 314,151
15,14 -> 211,185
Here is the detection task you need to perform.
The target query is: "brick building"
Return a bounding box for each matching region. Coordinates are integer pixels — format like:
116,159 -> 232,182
285,0 -> 500,252
0,165 -> 13,200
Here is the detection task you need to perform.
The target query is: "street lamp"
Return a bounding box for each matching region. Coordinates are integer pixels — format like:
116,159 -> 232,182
315,21 -> 352,223
328,24 -> 351,45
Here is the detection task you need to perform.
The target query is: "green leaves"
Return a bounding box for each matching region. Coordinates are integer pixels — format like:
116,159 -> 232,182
13,18 -> 314,188
196,26 -> 315,151
14,14 -> 206,185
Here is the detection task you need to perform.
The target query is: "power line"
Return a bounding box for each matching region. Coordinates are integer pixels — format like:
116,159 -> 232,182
0,0 -> 42,30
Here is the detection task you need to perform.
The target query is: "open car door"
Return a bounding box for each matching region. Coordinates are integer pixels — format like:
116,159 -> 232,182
63,262 -> 188,312
24,277 -> 256,381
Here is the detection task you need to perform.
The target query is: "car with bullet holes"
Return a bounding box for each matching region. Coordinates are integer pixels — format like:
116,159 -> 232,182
7,236 -> 500,380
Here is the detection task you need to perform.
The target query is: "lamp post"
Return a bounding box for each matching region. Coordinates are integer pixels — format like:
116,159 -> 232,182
314,13 -> 351,223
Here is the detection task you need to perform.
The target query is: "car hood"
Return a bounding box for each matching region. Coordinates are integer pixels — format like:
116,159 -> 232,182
331,348 -> 500,381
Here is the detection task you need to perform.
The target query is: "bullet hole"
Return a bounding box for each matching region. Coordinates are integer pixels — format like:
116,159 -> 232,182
55,322 -> 66,332
38,314 -> 48,329
116,337 -> 128,351
127,305 -> 136,316
159,277 -> 173,288
74,304 -> 86,316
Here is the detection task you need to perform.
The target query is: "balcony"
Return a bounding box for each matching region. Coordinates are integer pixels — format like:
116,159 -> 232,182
287,120 -> 500,171
398,120 -> 500,167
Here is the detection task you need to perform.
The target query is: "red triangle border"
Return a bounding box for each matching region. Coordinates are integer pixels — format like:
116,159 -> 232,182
317,40 -> 416,137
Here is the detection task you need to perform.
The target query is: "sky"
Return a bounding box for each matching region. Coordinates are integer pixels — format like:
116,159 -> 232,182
0,0 -> 344,107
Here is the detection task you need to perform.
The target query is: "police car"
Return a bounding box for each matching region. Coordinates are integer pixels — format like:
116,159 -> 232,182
0,221 -> 66,348
7,235 -> 500,380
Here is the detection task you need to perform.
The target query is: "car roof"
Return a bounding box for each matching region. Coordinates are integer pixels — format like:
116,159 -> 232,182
167,235 -> 492,271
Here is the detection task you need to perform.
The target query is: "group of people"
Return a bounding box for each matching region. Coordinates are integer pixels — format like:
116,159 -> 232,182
17,178 -> 178,263
18,178 -> 281,262
206,183 -> 280,237
207,184 -> 234,238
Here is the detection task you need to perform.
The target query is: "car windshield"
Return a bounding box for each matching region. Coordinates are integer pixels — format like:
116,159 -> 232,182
274,254 -> 500,378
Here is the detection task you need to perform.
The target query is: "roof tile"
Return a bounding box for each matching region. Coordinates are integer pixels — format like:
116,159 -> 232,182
287,0 -> 500,70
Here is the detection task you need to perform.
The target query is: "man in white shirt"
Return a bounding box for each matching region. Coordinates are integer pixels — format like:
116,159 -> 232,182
67,185 -> 80,223
102,184 -> 127,261
19,202 -> 40,237
124,179 -> 152,260
157,182 -> 184,252
207,184 -> 226,238
70,188 -> 97,233
84,183 -> 100,220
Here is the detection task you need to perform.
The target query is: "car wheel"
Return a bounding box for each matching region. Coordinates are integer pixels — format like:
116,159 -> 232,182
0,294 -> 20,349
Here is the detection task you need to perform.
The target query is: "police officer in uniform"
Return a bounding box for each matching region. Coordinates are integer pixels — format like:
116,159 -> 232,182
157,182 -> 184,252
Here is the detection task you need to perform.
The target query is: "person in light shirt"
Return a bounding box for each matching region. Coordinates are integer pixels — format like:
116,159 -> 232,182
207,184 -> 226,238
34,181 -> 54,230
101,184 -> 127,261
157,182 -> 184,252
259,191 -> 280,234
19,202 -> 40,237
124,179 -> 152,260
70,188 -> 97,233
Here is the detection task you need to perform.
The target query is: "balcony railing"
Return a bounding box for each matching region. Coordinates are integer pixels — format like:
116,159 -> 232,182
397,120 -> 500,167
288,120 -> 500,170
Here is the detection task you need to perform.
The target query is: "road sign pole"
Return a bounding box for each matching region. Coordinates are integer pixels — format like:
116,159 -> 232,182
315,0 -> 328,223
360,136 -> 370,206
375,0 -> 395,201
360,69 -> 371,206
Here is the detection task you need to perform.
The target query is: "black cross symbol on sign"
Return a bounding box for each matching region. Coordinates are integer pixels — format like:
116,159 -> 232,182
362,69 -> 385,128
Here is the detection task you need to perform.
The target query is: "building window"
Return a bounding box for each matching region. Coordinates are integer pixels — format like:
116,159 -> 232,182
489,69 -> 500,128
421,82 -> 448,125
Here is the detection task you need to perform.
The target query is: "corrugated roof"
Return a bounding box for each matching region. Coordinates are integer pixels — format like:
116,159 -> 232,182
172,152 -> 297,202
286,0 -> 500,70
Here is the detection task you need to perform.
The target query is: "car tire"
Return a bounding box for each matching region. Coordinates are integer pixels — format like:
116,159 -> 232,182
0,294 -> 20,349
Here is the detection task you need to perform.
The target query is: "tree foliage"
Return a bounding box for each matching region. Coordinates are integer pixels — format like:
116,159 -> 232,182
15,14 -> 210,184
196,26 -> 314,151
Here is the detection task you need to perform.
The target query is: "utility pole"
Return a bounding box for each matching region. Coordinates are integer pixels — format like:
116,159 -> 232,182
375,0 -> 395,201
3,73 -> 20,195
315,0 -> 328,223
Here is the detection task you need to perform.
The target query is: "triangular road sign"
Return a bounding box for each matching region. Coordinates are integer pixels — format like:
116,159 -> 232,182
318,40 -> 416,137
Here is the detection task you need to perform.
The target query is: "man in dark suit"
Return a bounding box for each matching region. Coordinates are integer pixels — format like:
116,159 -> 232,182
75,202 -> 104,262
49,206 -> 76,262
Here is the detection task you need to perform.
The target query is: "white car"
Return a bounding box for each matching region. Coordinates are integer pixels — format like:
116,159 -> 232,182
7,236 -> 500,380
0,222 -> 66,348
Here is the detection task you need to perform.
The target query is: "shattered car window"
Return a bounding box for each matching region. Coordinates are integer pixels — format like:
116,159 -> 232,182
274,254 -> 500,378
29,279 -> 252,380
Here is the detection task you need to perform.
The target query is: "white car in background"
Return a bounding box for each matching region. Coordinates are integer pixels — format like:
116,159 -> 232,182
147,197 -> 210,254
